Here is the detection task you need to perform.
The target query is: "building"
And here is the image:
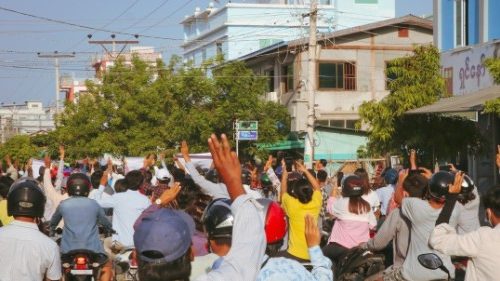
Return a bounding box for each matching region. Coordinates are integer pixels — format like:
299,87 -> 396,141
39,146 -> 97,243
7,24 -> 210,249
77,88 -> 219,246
408,0 -> 500,190
0,101 -> 55,143
241,15 -> 433,133
60,46 -> 162,104
181,0 -> 396,66
433,0 -> 500,51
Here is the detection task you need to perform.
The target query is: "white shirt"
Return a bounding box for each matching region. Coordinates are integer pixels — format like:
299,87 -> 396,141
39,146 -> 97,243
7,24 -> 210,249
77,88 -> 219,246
42,164 -> 68,221
375,184 -> 395,216
430,224 -> 500,281
362,190 -> 381,212
94,186 -> 150,247
0,220 -> 61,281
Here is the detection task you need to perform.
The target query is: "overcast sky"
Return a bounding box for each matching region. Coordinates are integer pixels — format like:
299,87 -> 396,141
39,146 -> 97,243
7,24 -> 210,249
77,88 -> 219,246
0,0 -> 433,105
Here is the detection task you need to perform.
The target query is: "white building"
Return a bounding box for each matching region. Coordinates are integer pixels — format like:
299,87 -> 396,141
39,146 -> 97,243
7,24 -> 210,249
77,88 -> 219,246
0,101 -> 55,143
181,0 -> 396,66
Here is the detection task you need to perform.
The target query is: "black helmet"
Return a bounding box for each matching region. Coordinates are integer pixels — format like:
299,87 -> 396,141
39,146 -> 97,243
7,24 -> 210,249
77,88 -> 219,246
457,173 -> 474,200
260,174 -> 272,188
67,173 -> 91,197
341,175 -> 364,197
7,178 -> 46,218
202,198 -> 233,240
428,171 -> 453,201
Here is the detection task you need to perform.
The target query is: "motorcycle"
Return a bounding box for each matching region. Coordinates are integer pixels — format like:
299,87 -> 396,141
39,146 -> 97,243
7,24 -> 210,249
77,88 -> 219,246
114,247 -> 139,281
61,249 -> 108,281
335,247 -> 385,281
418,253 -> 451,281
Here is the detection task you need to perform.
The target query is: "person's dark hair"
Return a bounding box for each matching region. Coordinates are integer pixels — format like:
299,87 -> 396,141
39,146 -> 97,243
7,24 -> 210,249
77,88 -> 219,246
170,166 -> 186,183
402,173 -> 427,198
0,176 -> 14,198
212,237 -> 232,247
90,170 -> 103,189
37,166 -> 45,182
320,159 -> 327,168
348,196 -> 371,215
114,179 -> 128,193
317,170 -> 328,182
144,170 -> 153,184
125,170 -> 144,191
266,241 -> 284,257
336,171 -> 344,188
178,179 -> 212,232
146,153 -> 158,162
483,187 -> 500,218
138,249 -> 191,281
354,168 -> 371,195
288,179 -> 313,204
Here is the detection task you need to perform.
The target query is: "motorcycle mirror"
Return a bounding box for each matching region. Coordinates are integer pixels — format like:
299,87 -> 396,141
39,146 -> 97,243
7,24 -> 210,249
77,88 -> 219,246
418,253 -> 443,270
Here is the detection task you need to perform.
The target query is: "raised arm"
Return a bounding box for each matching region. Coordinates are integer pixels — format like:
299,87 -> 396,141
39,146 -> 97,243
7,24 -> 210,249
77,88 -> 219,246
280,159 -> 288,202
305,214 -> 333,281
296,161 -> 320,191
181,140 -> 229,199
93,168 -> 115,208
393,169 -> 409,205
54,145 -> 65,191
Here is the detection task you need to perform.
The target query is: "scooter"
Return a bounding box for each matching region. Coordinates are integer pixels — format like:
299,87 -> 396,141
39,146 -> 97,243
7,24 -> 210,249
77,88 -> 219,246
335,247 -> 385,281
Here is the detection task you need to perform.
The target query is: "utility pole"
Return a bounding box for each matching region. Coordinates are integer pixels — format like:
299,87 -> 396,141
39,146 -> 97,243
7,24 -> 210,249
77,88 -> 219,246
88,34 -> 139,59
37,51 -> 75,115
304,0 -> 318,169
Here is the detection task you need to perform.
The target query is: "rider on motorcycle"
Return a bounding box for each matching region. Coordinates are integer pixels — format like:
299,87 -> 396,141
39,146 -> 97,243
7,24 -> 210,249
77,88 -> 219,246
50,173 -> 113,280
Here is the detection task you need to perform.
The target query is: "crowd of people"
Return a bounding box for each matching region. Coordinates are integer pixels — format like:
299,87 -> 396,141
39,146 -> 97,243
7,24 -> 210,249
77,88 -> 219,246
0,136 -> 499,281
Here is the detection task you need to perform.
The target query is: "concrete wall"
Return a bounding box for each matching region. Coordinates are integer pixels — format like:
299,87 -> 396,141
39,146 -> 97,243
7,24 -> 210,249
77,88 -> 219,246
182,0 -> 396,65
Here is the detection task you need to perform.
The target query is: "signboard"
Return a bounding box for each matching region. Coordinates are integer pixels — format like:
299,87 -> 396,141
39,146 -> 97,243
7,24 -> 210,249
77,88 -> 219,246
238,130 -> 258,140
236,121 -> 258,131
440,41 -> 499,96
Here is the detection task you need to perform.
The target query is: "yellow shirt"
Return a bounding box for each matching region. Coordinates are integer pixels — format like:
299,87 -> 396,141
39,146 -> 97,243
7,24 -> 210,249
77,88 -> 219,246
281,190 -> 322,260
0,200 -> 13,226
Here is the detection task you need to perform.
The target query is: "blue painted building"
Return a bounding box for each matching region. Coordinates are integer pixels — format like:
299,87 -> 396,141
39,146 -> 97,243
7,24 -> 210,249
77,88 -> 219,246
181,0 -> 395,65
434,0 -> 500,51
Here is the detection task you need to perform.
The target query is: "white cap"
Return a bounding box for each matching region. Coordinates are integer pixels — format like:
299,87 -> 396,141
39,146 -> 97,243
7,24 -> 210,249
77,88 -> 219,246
156,168 -> 171,181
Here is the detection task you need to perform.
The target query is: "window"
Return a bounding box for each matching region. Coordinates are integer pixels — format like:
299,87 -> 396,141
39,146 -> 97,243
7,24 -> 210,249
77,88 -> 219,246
265,70 -> 275,92
318,62 -> 356,90
283,64 -> 294,92
329,120 -> 344,128
385,61 -> 397,90
345,120 -> 357,129
216,43 -> 223,56
259,39 -> 282,49
315,120 -> 329,126
442,67 -> 453,97
398,27 -> 409,37
455,0 -> 468,47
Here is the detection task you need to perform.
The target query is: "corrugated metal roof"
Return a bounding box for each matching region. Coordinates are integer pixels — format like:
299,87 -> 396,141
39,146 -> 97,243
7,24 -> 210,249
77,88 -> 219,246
406,85 -> 500,114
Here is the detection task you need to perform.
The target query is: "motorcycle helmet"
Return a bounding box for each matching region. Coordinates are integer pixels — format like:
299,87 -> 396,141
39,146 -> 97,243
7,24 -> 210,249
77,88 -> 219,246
383,168 -> 398,185
341,175 -> 364,197
67,173 -> 91,197
428,171 -> 453,201
202,198 -> 234,240
7,178 -> 46,218
257,198 -> 287,244
260,174 -> 272,189
457,173 -> 475,201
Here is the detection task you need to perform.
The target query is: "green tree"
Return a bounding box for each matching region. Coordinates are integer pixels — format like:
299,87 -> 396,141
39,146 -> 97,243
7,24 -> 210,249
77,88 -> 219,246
358,45 -> 484,163
484,58 -> 500,115
53,56 -> 290,158
0,135 -> 40,164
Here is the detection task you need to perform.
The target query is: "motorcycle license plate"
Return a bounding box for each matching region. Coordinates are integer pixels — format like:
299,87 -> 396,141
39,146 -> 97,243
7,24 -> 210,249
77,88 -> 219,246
70,269 -> 93,275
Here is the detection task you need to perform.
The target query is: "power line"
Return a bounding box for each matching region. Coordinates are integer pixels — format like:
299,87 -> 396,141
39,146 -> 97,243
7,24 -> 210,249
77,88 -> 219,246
123,0 -> 171,31
138,0 -> 194,33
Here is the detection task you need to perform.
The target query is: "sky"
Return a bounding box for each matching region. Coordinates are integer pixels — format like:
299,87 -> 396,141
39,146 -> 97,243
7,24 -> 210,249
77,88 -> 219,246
0,0 -> 433,106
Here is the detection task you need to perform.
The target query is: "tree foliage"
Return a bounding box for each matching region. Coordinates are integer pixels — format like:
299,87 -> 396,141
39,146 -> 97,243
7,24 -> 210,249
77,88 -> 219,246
358,45 -> 484,163
0,135 -> 40,164
53,56 -> 290,158
484,58 -> 500,115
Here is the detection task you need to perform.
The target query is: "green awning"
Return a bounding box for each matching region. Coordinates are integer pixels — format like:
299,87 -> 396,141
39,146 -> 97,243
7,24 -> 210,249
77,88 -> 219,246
258,140 -> 304,151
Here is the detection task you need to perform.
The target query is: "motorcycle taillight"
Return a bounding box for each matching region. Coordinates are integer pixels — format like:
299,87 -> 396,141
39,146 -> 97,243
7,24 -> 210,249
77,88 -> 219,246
75,256 -> 88,270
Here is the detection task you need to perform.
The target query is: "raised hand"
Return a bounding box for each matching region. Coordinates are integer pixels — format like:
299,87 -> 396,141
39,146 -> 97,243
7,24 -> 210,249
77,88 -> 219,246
263,155 -> 273,172
44,153 -> 51,168
59,145 -> 65,160
207,134 -> 244,200
181,140 -> 191,162
448,171 -> 464,194
158,182 -> 182,206
305,214 -> 320,248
